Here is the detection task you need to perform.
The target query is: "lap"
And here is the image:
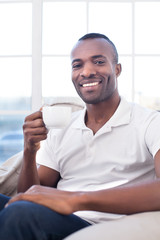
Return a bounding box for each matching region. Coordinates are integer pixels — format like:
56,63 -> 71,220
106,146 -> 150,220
0,199 -> 91,240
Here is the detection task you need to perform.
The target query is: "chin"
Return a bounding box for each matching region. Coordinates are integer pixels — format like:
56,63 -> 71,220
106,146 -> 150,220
81,97 -> 102,105
76,91 -> 105,104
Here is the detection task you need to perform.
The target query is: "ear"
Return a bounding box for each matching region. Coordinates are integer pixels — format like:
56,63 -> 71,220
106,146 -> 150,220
115,63 -> 122,77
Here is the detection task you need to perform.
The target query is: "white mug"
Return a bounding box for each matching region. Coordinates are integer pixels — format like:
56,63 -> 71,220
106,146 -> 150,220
42,105 -> 72,129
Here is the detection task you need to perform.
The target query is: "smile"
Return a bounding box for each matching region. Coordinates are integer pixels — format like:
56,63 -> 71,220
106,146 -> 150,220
82,82 -> 100,87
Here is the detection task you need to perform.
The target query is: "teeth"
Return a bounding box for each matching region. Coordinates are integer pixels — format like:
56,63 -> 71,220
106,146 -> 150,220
82,82 -> 99,87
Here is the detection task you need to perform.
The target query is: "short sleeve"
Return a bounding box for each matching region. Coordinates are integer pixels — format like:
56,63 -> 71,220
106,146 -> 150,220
145,112 -> 160,158
36,130 -> 60,172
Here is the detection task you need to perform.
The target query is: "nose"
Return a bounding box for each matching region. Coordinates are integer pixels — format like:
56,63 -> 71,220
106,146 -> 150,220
80,63 -> 96,78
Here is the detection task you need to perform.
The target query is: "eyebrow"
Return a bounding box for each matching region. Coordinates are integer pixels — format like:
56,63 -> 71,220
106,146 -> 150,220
71,59 -> 81,65
71,55 -> 106,65
91,55 -> 106,60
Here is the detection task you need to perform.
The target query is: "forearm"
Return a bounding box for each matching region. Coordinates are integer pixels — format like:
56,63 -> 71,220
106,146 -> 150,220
17,110 -> 48,193
7,180 -> 160,216
75,180 -> 160,215
17,150 -> 40,193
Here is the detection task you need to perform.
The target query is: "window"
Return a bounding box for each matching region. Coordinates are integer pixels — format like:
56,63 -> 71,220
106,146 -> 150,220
0,0 -> 160,164
0,0 -> 32,164
42,0 -> 160,107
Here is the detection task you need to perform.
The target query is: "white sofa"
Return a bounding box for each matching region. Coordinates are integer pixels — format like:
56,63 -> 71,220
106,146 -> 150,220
64,211 -> 160,240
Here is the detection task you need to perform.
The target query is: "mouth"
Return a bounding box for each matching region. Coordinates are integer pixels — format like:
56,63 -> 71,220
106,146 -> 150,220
80,81 -> 102,88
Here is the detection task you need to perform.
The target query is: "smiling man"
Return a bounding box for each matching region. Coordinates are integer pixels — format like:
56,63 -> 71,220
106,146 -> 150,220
0,33 -> 160,240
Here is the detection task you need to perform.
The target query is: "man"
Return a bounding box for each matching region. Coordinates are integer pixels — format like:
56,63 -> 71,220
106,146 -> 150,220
0,33 -> 160,239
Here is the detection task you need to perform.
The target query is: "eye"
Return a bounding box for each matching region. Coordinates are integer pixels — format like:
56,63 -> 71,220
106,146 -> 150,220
72,63 -> 82,69
94,60 -> 105,65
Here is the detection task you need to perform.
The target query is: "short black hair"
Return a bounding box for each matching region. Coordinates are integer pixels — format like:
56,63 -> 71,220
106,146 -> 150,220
79,33 -> 118,64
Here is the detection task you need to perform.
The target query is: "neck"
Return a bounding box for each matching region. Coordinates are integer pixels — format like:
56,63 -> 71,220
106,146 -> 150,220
85,94 -> 120,133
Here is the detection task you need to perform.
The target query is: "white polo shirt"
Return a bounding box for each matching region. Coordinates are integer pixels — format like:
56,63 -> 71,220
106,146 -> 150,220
36,97 -> 160,224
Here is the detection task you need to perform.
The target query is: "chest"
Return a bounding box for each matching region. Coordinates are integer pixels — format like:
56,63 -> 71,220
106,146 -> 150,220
55,126 -> 152,176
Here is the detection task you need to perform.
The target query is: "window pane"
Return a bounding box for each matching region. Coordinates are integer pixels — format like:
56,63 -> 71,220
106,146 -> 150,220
118,56 -> 132,101
135,2 -> 160,54
0,115 -> 25,165
0,57 -> 31,110
42,57 -> 78,102
0,3 -> 32,55
89,2 -> 132,54
43,2 -> 87,55
135,57 -> 160,110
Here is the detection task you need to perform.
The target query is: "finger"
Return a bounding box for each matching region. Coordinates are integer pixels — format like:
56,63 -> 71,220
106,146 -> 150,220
23,118 -> 45,129
24,126 -> 48,136
5,193 -> 24,208
26,134 -> 48,144
24,111 -> 43,122
32,118 -> 45,128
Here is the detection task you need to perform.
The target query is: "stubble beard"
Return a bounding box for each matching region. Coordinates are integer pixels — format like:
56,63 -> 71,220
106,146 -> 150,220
74,76 -> 116,105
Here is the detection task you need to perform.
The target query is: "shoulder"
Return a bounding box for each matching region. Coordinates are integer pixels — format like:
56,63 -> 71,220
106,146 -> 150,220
119,97 -> 160,131
130,101 -> 160,125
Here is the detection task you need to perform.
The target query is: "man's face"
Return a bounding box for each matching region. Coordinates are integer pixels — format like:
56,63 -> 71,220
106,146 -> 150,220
71,38 -> 121,104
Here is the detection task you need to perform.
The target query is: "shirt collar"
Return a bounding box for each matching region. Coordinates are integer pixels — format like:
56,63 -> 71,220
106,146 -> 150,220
71,97 -> 132,130
105,97 -> 132,128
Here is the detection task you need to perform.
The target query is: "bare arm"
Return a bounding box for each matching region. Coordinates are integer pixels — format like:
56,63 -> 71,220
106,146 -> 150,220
17,150 -> 40,192
7,178 -> 160,215
17,111 -> 60,192
154,149 -> 160,177
81,179 -> 160,215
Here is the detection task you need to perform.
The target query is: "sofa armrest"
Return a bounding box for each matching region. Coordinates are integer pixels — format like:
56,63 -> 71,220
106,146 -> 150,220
64,211 -> 160,240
